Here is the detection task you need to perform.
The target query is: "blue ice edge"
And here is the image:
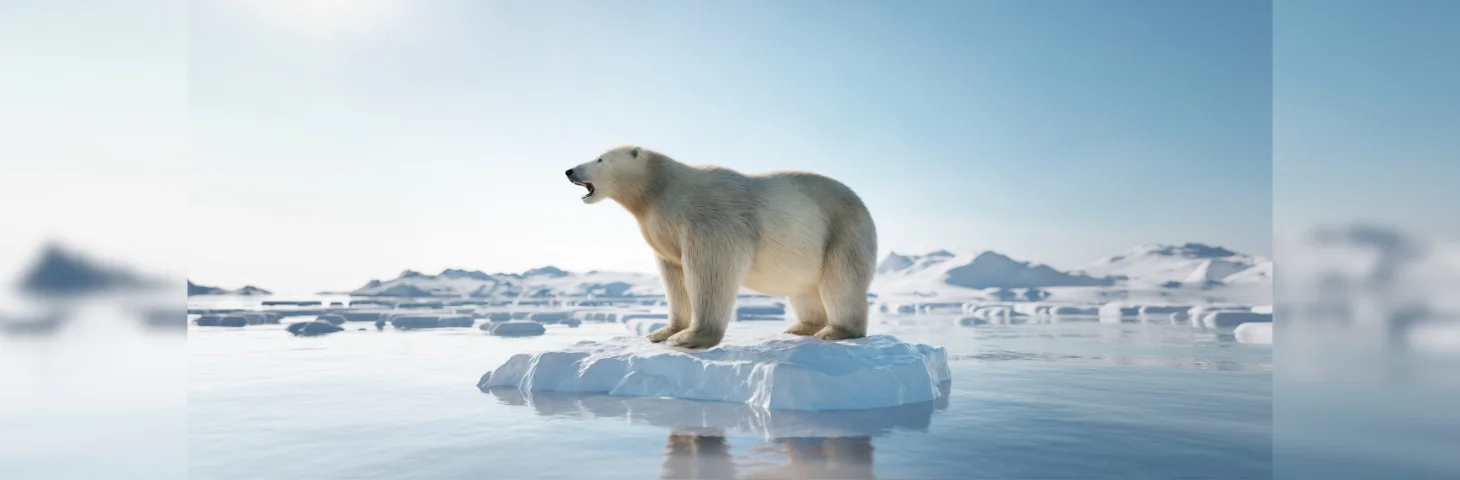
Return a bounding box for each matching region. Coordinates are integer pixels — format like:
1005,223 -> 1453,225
478,334 -> 952,411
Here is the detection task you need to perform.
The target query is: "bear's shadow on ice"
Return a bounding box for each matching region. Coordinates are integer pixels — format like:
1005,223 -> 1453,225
484,384 -> 950,479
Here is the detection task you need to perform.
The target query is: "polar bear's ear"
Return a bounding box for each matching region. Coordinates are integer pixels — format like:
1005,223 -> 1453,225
629,146 -> 641,159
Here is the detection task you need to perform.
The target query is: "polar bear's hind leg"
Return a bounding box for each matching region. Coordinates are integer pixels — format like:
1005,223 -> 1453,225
814,217 -> 875,341
785,289 -> 828,336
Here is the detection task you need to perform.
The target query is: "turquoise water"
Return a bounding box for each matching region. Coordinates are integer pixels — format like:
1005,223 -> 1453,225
187,314 -> 1271,479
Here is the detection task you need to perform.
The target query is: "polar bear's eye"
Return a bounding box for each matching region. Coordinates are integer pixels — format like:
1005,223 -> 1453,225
597,158 -> 603,163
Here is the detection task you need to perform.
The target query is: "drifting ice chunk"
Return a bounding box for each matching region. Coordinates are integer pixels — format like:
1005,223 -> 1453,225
955,316 -> 987,327
1202,311 -> 1273,328
968,306 -> 1025,322
439,315 -> 475,327
573,311 -> 617,322
391,314 -> 475,329
195,313 -> 276,327
529,311 -> 574,323
480,334 -> 951,411
286,321 -> 343,336
194,315 -> 229,327
1138,305 -> 1190,315
340,311 -> 387,322
1187,304 -> 1248,319
1233,322 -> 1273,345
314,314 -> 347,325
1012,303 -> 1044,317
1049,306 -> 1098,316
1186,304 -> 1249,327
483,321 -> 546,337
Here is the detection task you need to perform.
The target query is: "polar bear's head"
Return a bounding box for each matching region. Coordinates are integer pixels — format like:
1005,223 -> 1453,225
565,145 -> 647,204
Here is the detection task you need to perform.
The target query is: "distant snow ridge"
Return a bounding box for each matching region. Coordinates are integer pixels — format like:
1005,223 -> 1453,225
1183,259 -> 1252,285
945,252 -> 1113,289
1140,243 -> 1240,258
188,280 -> 272,296
875,252 -> 916,274
351,267 -> 661,298
1076,242 -> 1269,287
342,241 -> 1272,303
480,335 -> 952,411
875,250 -> 954,275
1222,261 -> 1272,284
875,250 -> 1113,295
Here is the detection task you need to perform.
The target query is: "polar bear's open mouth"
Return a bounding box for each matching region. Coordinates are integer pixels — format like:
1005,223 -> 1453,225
573,181 -> 595,198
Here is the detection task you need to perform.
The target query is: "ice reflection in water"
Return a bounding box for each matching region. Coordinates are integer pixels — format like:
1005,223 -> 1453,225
486,384 -> 950,479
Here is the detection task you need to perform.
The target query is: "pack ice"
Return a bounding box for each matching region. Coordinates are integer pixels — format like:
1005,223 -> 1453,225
479,334 -> 951,411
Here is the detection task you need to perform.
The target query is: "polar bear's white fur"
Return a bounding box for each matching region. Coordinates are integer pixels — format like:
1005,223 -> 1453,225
565,146 -> 877,349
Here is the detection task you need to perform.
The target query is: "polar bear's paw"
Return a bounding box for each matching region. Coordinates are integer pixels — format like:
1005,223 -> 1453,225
783,321 -> 824,336
645,324 -> 684,343
813,325 -> 865,341
666,328 -> 725,350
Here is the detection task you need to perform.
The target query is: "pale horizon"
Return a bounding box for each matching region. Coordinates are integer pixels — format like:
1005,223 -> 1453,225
178,236 -> 1271,294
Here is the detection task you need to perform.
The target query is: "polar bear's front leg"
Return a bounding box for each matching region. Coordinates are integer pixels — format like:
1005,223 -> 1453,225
646,257 -> 691,343
667,228 -> 752,350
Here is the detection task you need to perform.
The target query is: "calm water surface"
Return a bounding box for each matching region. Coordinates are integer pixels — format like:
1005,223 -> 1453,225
187,313 -> 1271,479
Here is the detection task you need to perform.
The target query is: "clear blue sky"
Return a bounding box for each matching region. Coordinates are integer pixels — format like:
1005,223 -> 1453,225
1274,0 -> 1460,238
8,2 -> 1454,294
184,0 -> 1277,291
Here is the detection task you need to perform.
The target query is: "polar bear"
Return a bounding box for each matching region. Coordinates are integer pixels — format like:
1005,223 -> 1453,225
565,145 -> 877,349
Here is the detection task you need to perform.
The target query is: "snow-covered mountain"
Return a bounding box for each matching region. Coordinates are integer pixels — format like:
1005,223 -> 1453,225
188,280 -> 273,296
874,250 -> 1113,296
876,250 -> 954,275
350,268 -> 662,298
1073,242 -> 1270,287
868,242 -> 1272,303
1221,261 -> 1272,284
345,242 -> 1273,302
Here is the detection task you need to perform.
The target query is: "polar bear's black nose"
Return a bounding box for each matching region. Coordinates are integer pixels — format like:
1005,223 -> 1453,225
565,169 -> 574,177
